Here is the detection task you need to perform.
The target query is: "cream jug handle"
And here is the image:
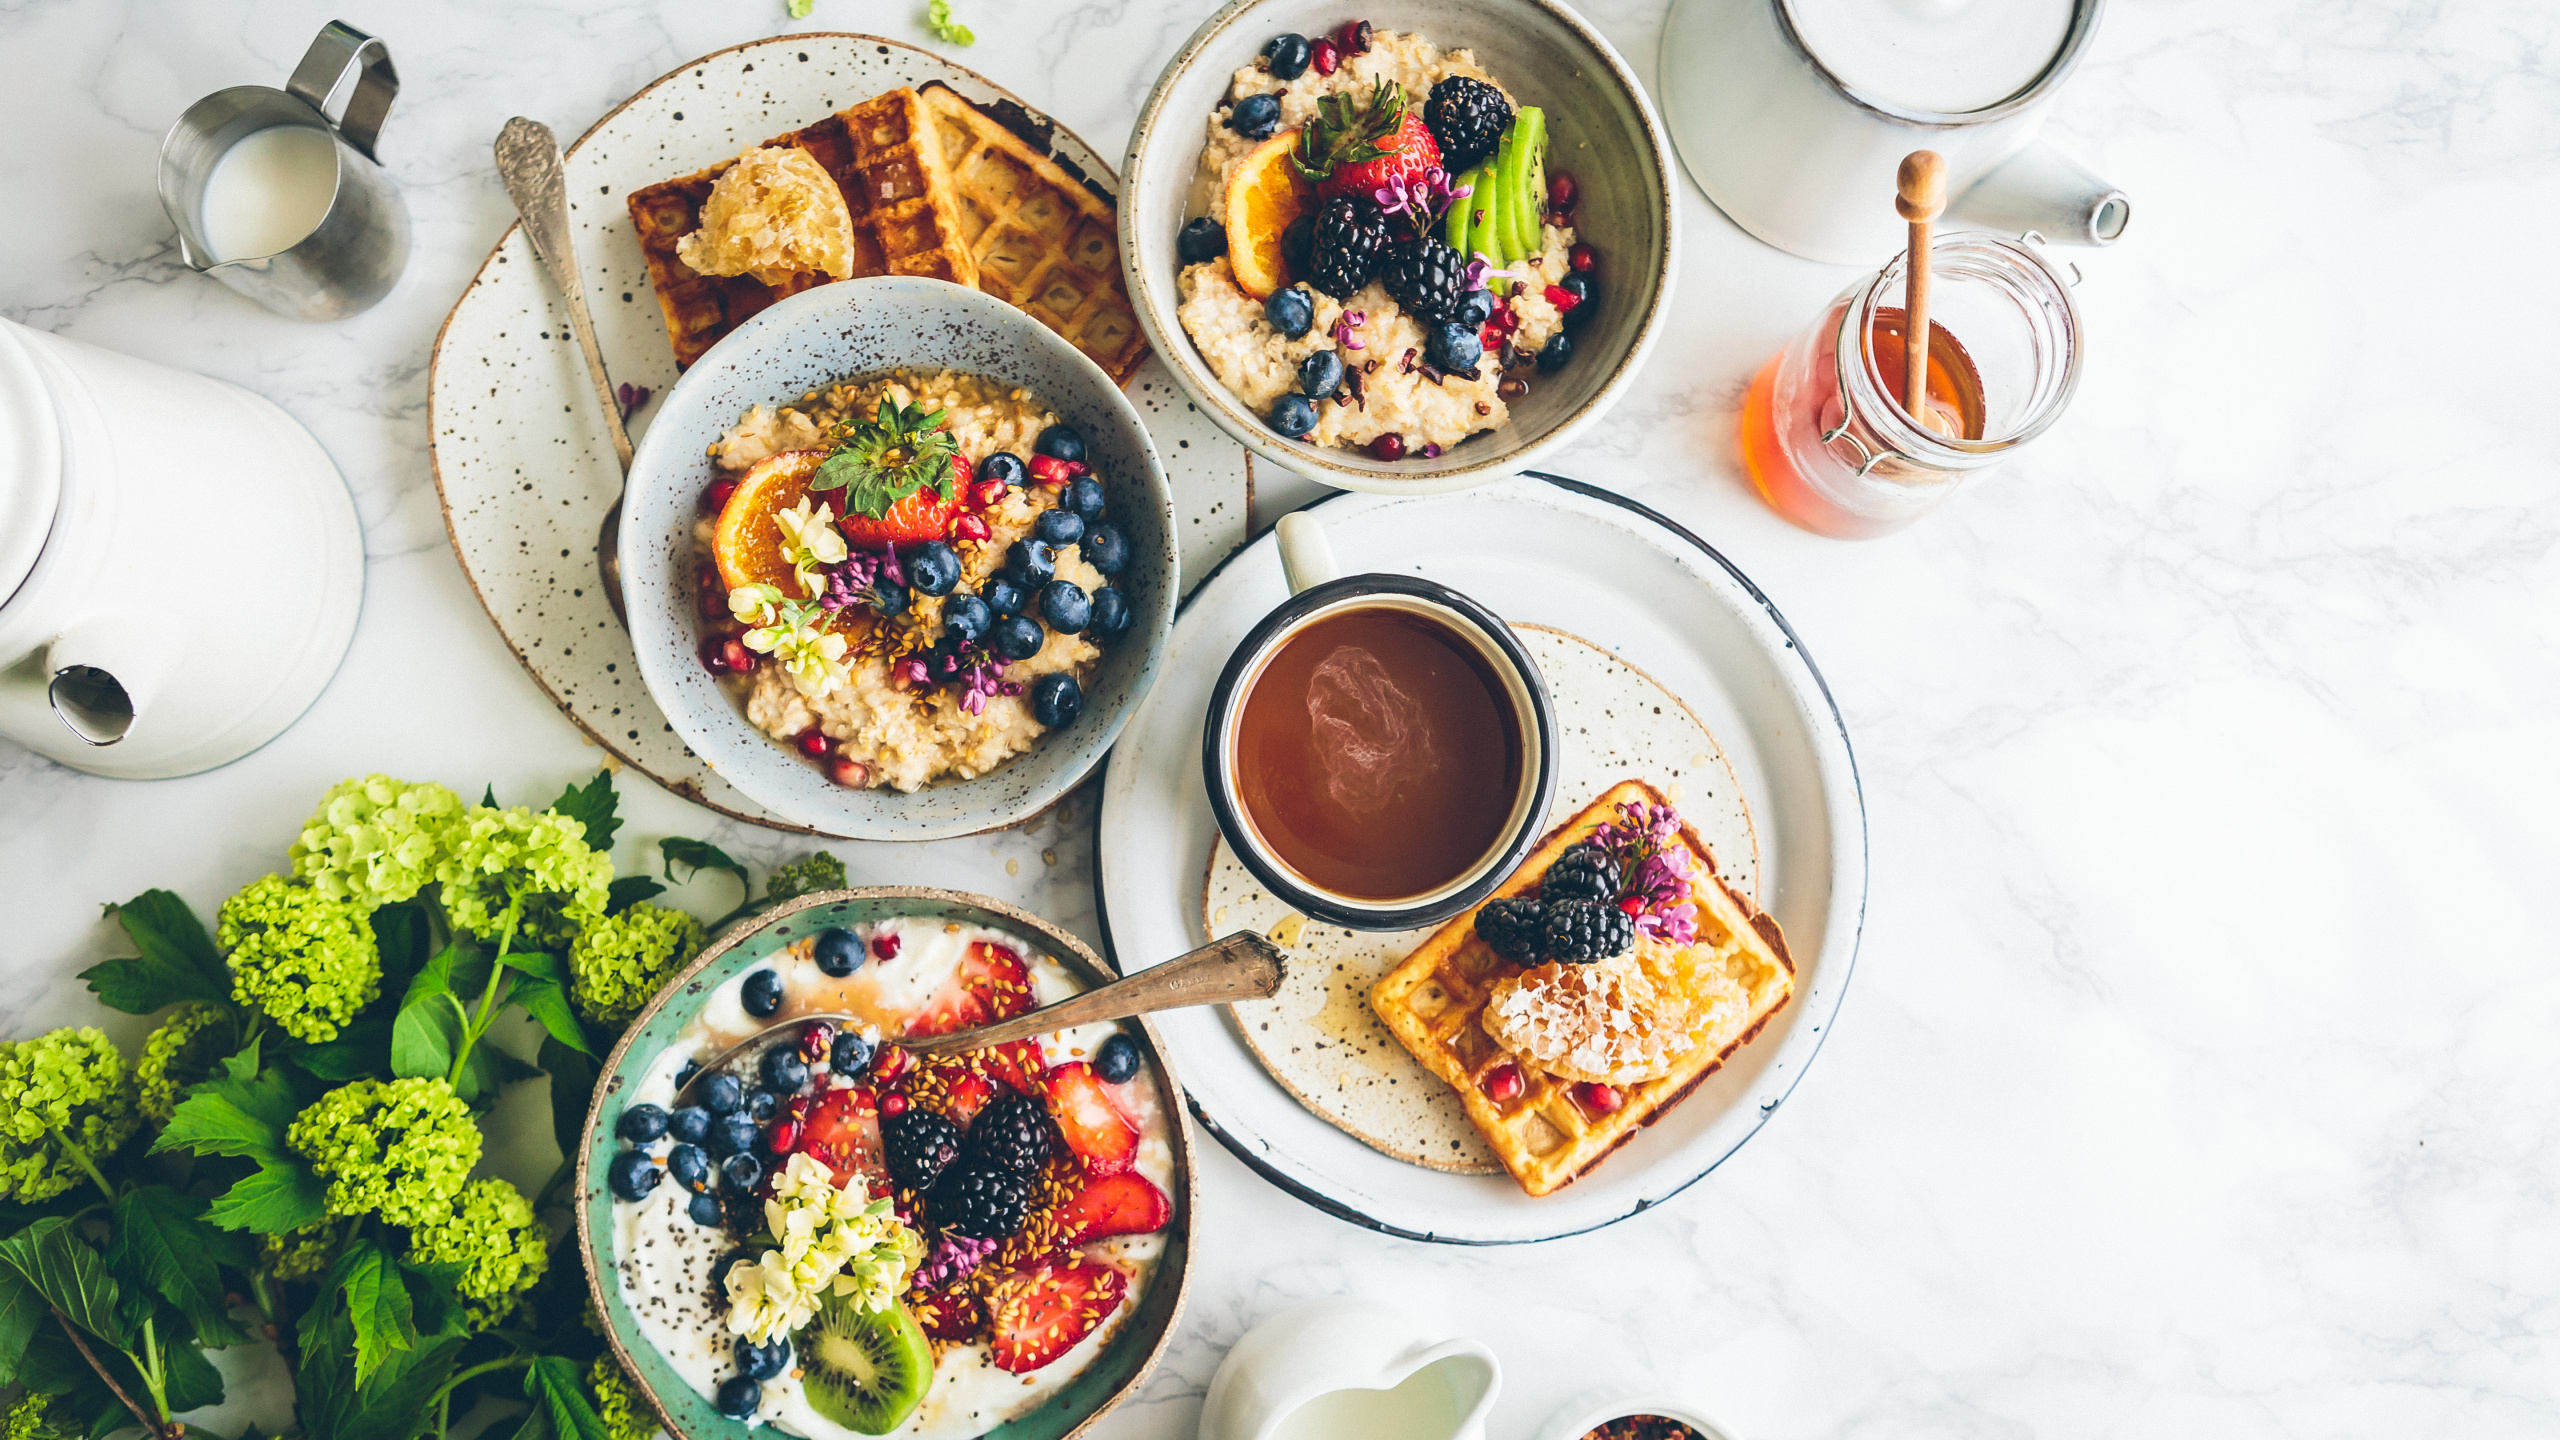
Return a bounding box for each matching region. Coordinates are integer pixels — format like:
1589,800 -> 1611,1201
43,613 -> 177,747
1948,141 -> 2129,248
286,20 -> 399,162
1276,510 -> 1341,595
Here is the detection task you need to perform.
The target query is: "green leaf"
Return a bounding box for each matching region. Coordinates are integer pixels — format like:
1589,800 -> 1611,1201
293,1014 -> 393,1081
526,1353 -> 613,1440
106,1188 -> 246,1348
548,770 -> 623,852
461,1038 -> 542,1103
296,1301 -> 466,1440
369,901 -> 432,1008
155,1039 -> 301,1162
508,976 -> 592,1056
205,1160 -> 329,1234
538,1035 -> 602,1162
0,1265 -> 41,1386
660,836 -> 749,892
927,0 -> 976,45
605,874 -> 665,915
161,1314 -> 225,1410
499,949 -> 565,983
389,990 -> 468,1082
0,1217 -> 128,1350
81,889 -> 230,1014
332,1243 -> 415,1387
481,784 -> 499,808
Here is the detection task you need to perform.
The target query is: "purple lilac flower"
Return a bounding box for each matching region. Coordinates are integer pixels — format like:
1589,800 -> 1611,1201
1591,800 -> 1699,942
616,382 -> 651,420
820,551 -> 885,612
1332,309 -> 1368,350
1464,252 -> 1539,292
913,1233 -> 998,1290
1372,167 -> 1471,224
957,652 -> 1021,715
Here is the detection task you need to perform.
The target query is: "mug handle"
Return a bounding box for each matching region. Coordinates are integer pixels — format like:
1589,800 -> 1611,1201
1275,511 -> 1340,596
287,20 -> 399,162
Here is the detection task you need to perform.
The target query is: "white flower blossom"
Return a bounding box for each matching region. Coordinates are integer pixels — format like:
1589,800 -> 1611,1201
728,583 -> 786,628
775,498 -> 847,597
724,1153 -> 921,1345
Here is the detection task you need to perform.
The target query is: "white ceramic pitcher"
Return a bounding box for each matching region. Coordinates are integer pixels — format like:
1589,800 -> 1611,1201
1657,0 -> 2130,264
1200,1297 -> 1502,1440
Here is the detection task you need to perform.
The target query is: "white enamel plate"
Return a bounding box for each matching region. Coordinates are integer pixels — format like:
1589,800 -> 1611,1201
1093,475 -> 1866,1244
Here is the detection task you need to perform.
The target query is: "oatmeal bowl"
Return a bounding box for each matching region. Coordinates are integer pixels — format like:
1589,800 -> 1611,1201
1123,0 -> 1678,494
620,277 -> 1177,839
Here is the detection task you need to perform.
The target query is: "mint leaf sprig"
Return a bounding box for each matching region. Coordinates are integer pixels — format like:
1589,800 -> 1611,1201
809,398 -> 961,521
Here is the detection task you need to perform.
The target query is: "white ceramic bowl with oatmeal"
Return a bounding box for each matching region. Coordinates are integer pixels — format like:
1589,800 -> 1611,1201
620,278 -> 1177,839
1123,0 -> 1679,494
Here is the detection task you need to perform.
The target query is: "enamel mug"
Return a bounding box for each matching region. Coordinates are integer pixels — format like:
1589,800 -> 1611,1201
1201,1297 -> 1503,1440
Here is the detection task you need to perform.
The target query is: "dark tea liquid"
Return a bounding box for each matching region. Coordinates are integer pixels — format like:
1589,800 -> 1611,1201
1234,606 -> 1522,901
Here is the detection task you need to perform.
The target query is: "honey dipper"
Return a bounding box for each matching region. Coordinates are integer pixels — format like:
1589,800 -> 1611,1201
1895,150 -> 1949,433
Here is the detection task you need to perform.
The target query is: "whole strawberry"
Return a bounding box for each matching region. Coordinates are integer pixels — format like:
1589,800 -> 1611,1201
1294,80 -> 1442,203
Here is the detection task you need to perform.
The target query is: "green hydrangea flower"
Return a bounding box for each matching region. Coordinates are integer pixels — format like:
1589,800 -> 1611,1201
438,804 -> 614,950
763,851 -> 846,904
218,874 -> 381,1044
134,1001 -> 236,1123
566,902 -> 704,1027
261,1219 -> 345,1281
290,774 -> 467,909
5,1392 -> 73,1440
590,1355 -> 655,1440
405,1177 -> 547,1300
0,1027 -> 139,1202
287,1076 -> 480,1227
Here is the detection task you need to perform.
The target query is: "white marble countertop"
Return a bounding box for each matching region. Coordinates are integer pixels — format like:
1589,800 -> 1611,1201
5,0 -> 2556,1435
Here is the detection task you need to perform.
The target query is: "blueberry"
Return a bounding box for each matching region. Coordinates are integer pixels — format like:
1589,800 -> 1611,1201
1297,349 -> 1345,399
1557,273 -> 1595,329
699,1073 -> 746,1115
746,1089 -> 781,1124
688,1190 -> 726,1227
737,1336 -> 791,1382
1038,580 -> 1092,634
675,1060 -> 701,1089
707,1114 -> 760,1159
869,580 -> 910,617
1227,92 -> 1282,140
1034,508 -> 1085,547
1454,288 -> 1495,328
1004,539 -> 1057,588
1424,321 -> 1483,372
906,541 -> 960,596
1089,586 -> 1132,643
990,614 -> 1044,662
814,925 -> 862,977
979,451 -> 1028,489
1031,673 -> 1084,728
607,1150 -> 662,1201
1177,216 -> 1228,265
1094,1032 -> 1142,1084
720,1152 -> 765,1196
983,575 -> 1026,617
668,1105 -> 710,1145
1537,332 -> 1574,373
1064,476 -> 1107,520
1034,424 -> 1086,464
1264,286 -> 1314,339
941,593 -> 994,644
716,1375 -> 762,1420
741,969 -> 785,1018
616,1104 -> 669,1144
1082,523 -> 1130,576
667,1143 -> 712,1192
1262,32 -> 1312,79
1269,394 -> 1317,439
759,1049 -> 809,1095
830,1031 -> 876,1076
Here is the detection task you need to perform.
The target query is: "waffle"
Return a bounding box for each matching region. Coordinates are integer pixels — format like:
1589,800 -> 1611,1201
1369,780 -> 1795,1197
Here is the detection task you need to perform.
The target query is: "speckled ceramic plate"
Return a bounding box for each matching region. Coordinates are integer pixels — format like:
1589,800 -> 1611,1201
576,888 -> 1195,1440
1092,474 -> 1866,1244
1204,623 -> 1757,1174
428,33 -> 1253,835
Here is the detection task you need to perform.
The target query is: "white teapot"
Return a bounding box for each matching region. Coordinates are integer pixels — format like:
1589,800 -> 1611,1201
0,318 -> 361,778
1200,1297 -> 1502,1440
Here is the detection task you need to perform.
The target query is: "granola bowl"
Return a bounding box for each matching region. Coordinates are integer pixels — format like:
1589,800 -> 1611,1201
1122,0 -> 1678,494
620,277 -> 1177,839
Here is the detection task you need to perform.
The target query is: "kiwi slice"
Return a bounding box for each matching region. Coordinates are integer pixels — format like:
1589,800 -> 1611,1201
1445,164 -> 1481,256
796,1292 -> 933,1436
1511,107 -> 1549,259
1479,142 -> 1513,290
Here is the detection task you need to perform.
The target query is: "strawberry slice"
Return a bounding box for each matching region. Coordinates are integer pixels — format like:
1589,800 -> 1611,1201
1043,1062 -> 1139,1176
943,1071 -> 996,1127
987,1258 -> 1127,1374
796,1087 -> 887,1191
838,485 -> 962,548
983,1039 -> 1047,1096
912,1284 -> 985,1342
1324,108 -> 1441,199
908,942 -> 1036,1038
1055,1171 -> 1169,1245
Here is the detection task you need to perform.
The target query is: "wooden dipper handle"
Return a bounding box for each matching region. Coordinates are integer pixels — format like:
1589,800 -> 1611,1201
1896,150 -> 1947,426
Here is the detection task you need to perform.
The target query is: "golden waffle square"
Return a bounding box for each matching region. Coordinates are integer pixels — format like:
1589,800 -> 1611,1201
837,88 -> 979,287
1370,780 -> 1795,1197
916,84 -> 1149,384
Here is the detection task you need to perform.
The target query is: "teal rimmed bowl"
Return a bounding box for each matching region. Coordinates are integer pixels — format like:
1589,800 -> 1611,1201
575,888 -> 1197,1440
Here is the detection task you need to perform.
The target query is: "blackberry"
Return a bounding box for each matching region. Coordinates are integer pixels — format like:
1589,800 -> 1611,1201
882,1110 -> 963,1192
931,1160 -> 1033,1239
1308,194 -> 1388,299
968,1093 -> 1053,1174
1423,76 -> 1513,172
1474,897 -> 1545,962
1381,237 -> 1468,321
1542,897 -> 1635,963
1540,843 -> 1619,907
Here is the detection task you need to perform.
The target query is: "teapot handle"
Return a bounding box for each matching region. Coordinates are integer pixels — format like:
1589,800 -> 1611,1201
288,20 -> 399,162
1948,140 -> 2129,248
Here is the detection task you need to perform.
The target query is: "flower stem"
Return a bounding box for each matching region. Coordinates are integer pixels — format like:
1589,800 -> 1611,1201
136,1314 -> 171,1421
46,1123 -> 117,1202
431,1354 -> 531,1404
50,1308 -> 166,1439
446,901 -> 524,1086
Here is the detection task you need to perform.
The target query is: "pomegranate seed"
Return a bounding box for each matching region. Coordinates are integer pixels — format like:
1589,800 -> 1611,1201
1548,171 -> 1578,209
1064,459 -> 1090,477
788,1094 -> 814,1120
850,1086 -> 876,1112
800,1023 -> 836,1061
953,514 -> 992,542
1310,38 -> 1340,74
767,1120 -> 803,1153
871,1047 -> 908,1082
700,639 -> 730,674
1568,243 -> 1597,274
1368,433 -> 1406,461
880,1092 -> 910,1117
795,728 -> 831,758
1332,19 -> 1372,55
970,477 -> 1009,508
1027,454 -> 1072,486
1619,894 -> 1645,916
1483,1064 -> 1523,1104
826,756 -> 867,788
1574,1081 -> 1623,1115
1544,284 -> 1579,313
700,476 -> 739,515
719,638 -> 758,673
872,931 -> 902,961
698,588 -> 729,620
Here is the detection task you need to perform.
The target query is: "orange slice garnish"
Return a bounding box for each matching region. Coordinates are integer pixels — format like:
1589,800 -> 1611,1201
1222,129 -> 1309,300
711,449 -> 827,596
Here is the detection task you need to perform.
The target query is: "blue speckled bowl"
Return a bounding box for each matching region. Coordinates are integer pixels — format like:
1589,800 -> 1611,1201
619,278 -> 1178,838
575,888 -> 1196,1440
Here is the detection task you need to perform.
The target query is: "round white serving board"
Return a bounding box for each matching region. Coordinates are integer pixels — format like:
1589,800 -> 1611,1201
428,33 -> 1250,835
1094,474 -> 1866,1244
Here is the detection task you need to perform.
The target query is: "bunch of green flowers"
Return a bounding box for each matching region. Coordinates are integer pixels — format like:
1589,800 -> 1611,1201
4,1392 -> 72,1440
438,803 -> 614,950
289,773 -> 467,909
567,901 -> 706,1027
760,850 -> 846,904
132,1001 -> 236,1123
404,1177 -> 549,1329
590,1355 -> 655,1440
0,1027 -> 139,1202
286,1076 -> 481,1226
217,873 -> 382,1043
261,1219 -> 346,1281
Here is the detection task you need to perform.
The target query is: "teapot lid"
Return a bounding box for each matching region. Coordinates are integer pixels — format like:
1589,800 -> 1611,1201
0,320 -> 64,607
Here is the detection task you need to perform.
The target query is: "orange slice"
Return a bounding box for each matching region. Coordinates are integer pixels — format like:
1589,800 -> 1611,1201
1222,128 -> 1309,300
711,449 -> 827,596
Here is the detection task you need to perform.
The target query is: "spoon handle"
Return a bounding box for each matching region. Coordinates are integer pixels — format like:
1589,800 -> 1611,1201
494,116 -> 633,473
900,932 -> 1287,1056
